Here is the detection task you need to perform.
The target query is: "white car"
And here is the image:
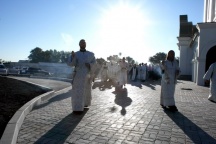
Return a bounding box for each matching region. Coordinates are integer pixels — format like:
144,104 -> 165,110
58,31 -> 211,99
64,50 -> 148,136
0,64 -> 8,76
8,67 -> 20,75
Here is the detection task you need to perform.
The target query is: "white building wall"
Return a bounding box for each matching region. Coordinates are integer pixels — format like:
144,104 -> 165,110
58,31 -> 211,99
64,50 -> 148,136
196,22 -> 216,85
204,0 -> 216,22
191,36 -> 199,83
177,37 -> 192,76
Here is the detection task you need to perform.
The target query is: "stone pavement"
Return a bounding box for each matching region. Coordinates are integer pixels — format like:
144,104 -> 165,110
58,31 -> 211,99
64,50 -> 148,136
16,80 -> 216,144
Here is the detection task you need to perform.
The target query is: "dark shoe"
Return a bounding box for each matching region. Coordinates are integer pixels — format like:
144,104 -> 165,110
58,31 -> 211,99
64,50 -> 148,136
72,111 -> 83,115
160,104 -> 166,108
168,106 -> 178,112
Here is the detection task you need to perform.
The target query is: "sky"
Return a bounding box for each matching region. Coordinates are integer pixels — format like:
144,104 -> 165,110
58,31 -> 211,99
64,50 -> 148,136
0,0 -> 204,63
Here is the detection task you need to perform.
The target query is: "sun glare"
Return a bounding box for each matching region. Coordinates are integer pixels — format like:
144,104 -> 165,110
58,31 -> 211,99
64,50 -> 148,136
96,2 -> 153,63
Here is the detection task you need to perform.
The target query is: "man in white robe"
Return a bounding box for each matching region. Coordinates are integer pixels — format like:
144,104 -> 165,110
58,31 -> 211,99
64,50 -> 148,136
160,50 -> 180,111
67,51 -> 76,84
137,64 -> 142,80
100,62 -> 108,82
68,39 -> 96,113
140,63 -> 147,82
203,62 -> 216,102
129,64 -> 138,81
117,57 -> 128,89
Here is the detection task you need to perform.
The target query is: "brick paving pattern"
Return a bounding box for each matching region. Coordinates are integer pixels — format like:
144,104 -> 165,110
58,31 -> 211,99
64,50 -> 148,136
17,80 -> 216,144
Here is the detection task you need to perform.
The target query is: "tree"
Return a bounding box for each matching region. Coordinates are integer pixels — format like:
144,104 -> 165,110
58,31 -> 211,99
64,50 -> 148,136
28,47 -> 44,63
149,52 -> 166,65
28,47 -> 70,63
126,56 -> 134,64
96,58 -> 106,65
107,55 -> 120,63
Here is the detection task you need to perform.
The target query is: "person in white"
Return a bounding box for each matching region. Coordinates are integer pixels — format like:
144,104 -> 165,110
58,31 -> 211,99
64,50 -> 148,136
68,39 -> 96,113
67,51 -> 76,84
140,63 -> 147,82
100,62 -> 108,82
137,64 -> 142,80
203,62 -> 216,102
129,64 -> 138,81
160,50 -> 180,111
117,57 -> 128,89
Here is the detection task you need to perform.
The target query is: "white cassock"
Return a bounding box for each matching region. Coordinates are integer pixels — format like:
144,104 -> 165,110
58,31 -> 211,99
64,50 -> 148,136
107,62 -> 114,81
100,64 -> 108,82
140,65 -> 146,81
131,67 -> 137,81
68,50 -> 96,111
137,66 -> 142,80
118,61 -> 128,86
203,62 -> 216,102
160,60 -> 180,106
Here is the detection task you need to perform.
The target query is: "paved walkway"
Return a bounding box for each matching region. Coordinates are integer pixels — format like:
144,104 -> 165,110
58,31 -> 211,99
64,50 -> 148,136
16,80 -> 216,144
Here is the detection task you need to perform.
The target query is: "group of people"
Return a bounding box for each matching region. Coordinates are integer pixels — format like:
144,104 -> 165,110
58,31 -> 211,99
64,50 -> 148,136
128,63 -> 147,82
100,59 -> 148,87
67,39 -> 216,114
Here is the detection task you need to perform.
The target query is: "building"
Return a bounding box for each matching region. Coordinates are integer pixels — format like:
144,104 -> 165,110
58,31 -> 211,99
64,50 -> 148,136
177,0 -> 216,86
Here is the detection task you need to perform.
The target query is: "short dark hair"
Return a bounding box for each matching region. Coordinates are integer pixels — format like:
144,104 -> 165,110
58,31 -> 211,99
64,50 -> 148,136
79,39 -> 85,45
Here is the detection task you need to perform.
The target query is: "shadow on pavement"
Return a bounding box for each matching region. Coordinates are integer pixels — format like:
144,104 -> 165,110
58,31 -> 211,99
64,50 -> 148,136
34,89 -> 72,110
164,110 -> 216,143
114,88 -> 132,115
34,109 -> 88,144
128,81 -> 143,89
127,79 -> 161,90
92,81 -> 114,91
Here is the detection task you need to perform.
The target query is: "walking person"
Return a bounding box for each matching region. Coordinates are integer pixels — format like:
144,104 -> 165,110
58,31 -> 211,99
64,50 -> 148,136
100,62 -> 108,82
160,50 -> 180,111
129,64 -> 138,81
117,57 -> 128,89
140,63 -> 147,82
67,51 -> 76,84
68,39 -> 96,113
203,62 -> 216,102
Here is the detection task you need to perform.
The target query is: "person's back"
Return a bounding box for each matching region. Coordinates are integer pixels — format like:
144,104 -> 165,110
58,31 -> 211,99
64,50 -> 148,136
203,62 -> 216,102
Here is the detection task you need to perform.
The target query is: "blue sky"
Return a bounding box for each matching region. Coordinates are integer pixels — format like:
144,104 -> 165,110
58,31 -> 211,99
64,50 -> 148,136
0,0 -> 204,63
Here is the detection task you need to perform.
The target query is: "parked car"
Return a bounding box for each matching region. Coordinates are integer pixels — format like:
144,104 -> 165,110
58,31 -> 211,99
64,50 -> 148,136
0,64 -> 8,76
8,67 -> 20,75
19,67 -> 29,74
21,67 -> 51,76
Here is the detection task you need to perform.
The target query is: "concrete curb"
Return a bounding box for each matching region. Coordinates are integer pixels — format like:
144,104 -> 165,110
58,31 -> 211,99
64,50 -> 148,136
0,77 -> 70,144
0,90 -> 55,144
30,75 -> 72,83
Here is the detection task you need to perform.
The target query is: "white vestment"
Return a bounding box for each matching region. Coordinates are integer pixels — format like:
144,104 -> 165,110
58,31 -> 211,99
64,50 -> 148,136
203,62 -> 216,102
137,66 -> 142,80
140,65 -> 146,81
118,61 -> 128,86
131,67 -> 137,81
69,50 -> 96,111
160,60 -> 180,106
100,64 -> 108,82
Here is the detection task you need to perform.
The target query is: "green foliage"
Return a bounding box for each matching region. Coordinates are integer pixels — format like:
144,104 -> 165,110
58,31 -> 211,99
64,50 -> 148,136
107,55 -> 119,62
28,47 -> 70,63
126,56 -> 134,64
149,52 -> 166,65
96,58 -> 106,65
107,54 -> 136,65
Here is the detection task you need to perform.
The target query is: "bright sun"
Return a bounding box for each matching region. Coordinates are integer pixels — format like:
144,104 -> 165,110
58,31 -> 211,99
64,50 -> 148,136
96,1 -> 152,63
